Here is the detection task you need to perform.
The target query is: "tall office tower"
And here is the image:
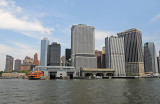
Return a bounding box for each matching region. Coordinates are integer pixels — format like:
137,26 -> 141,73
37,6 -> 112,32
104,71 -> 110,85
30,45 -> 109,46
105,36 -> 126,76
101,47 -> 106,68
33,53 -> 39,66
157,57 -> 160,73
144,42 -> 158,74
48,42 -> 61,66
14,59 -> 21,71
40,38 -> 49,66
65,49 -> 71,61
159,51 -> 160,73
71,24 -> 97,74
5,55 -> 14,72
95,50 -> 102,68
65,49 -> 71,66
117,28 -> 144,76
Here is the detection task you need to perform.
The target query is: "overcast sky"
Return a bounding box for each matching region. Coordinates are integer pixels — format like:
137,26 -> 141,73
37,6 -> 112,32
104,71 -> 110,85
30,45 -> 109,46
0,0 -> 160,71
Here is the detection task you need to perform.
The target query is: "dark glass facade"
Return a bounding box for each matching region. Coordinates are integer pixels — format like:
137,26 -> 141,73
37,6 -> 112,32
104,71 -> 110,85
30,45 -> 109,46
48,42 -> 61,66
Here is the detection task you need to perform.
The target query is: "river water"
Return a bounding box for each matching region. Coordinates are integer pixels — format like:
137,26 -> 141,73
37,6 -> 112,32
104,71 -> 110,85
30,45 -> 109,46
0,78 -> 160,104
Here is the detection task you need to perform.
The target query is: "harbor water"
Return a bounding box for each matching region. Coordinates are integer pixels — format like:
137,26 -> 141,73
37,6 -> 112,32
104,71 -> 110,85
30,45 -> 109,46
0,78 -> 160,104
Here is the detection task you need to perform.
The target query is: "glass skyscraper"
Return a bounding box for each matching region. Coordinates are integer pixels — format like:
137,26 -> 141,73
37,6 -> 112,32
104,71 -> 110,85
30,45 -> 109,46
48,42 -> 61,66
40,38 -> 49,66
144,42 -> 158,74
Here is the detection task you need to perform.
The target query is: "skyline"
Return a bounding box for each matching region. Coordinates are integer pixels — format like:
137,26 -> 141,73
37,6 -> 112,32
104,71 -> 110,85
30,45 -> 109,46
1,0 -> 160,71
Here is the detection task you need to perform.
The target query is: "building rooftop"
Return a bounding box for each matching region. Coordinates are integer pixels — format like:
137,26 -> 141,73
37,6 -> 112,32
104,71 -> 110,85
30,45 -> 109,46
117,28 -> 141,35
43,38 -> 49,40
81,68 -> 115,72
72,24 -> 94,28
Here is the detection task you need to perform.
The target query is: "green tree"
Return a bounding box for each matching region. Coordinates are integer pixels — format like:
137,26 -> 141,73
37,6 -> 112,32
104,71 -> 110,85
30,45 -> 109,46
126,72 -> 138,76
0,71 -> 3,76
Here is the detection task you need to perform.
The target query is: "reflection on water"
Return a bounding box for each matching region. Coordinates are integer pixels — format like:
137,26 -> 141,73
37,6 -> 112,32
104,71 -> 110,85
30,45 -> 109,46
0,78 -> 160,104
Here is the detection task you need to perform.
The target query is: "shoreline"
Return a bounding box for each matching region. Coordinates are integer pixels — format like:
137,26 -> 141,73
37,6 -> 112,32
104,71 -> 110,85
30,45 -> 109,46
0,76 -> 159,80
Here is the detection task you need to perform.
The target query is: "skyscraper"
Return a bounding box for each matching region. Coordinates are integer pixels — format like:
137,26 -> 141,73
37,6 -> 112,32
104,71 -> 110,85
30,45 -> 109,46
40,38 -> 49,66
14,59 -> 21,71
65,48 -> 71,66
117,28 -> 144,76
71,24 -> 97,74
5,55 -> 14,72
144,42 -> 158,74
33,53 -> 39,66
65,49 -> 71,61
159,51 -> 160,73
157,57 -> 160,73
48,42 -> 61,66
95,50 -> 102,68
105,36 -> 126,76
101,47 -> 106,68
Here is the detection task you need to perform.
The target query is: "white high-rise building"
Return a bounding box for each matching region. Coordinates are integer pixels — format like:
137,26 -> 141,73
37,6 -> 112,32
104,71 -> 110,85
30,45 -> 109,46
105,36 -> 126,76
40,38 -> 49,66
71,24 -> 97,74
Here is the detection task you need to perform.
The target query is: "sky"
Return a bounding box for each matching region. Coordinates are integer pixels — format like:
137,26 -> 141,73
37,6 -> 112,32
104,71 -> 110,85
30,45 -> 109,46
0,0 -> 160,71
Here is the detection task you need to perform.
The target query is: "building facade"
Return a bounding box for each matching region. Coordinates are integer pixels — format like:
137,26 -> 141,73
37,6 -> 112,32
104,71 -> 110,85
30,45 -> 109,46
105,36 -> 126,76
159,51 -> 160,73
65,49 -> 71,66
101,47 -> 106,68
33,53 -> 39,66
21,56 -> 33,71
80,68 -> 115,77
117,28 -> 144,76
65,48 -> 71,65
71,24 -> 97,74
23,56 -> 33,65
61,56 -> 65,66
157,57 -> 160,73
48,42 -> 61,66
14,59 -> 21,71
40,38 -> 49,66
75,54 -> 97,72
144,42 -> 158,74
35,66 -> 76,79
95,50 -> 102,68
5,55 -> 14,72
21,65 -> 30,71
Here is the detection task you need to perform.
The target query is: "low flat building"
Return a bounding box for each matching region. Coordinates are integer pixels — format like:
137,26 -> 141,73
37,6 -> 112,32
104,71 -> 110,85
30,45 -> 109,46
80,68 -> 115,77
2,73 -> 26,78
35,66 -> 76,79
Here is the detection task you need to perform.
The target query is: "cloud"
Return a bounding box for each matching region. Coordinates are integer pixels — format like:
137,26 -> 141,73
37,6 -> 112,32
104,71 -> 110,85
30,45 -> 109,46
0,41 -> 40,71
150,14 -> 160,23
0,0 -> 8,7
0,0 -> 54,40
95,30 -> 116,50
